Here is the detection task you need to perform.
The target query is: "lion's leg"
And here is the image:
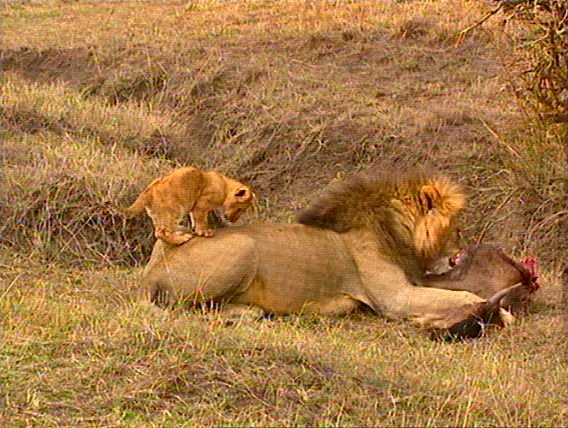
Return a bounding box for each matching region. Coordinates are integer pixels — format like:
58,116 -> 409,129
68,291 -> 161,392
191,205 -> 214,237
212,304 -> 266,325
136,281 -> 177,308
370,280 -> 514,338
350,247 -> 512,338
142,235 -> 259,309
304,295 -> 362,315
150,210 -> 193,245
138,272 -> 178,308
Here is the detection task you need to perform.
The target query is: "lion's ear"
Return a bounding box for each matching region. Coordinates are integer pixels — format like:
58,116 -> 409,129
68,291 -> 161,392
234,187 -> 252,201
419,185 -> 441,211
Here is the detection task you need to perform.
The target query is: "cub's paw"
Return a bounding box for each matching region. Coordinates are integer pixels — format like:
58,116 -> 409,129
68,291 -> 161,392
174,231 -> 194,244
160,231 -> 193,246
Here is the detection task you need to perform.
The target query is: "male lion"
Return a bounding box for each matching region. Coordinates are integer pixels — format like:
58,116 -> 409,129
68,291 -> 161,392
122,166 -> 255,245
140,169 -> 520,339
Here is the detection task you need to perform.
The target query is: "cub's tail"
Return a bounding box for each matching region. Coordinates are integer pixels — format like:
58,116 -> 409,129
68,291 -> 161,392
119,177 -> 159,218
120,193 -> 147,219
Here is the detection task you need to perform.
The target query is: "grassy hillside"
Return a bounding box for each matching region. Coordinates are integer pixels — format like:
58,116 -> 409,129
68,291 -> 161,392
1,0 -> 566,426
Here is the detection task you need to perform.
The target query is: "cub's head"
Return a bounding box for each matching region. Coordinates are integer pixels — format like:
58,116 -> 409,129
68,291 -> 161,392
224,185 -> 255,222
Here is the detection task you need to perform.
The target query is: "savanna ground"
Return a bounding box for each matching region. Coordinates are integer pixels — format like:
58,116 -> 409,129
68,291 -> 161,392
1,0 -> 566,426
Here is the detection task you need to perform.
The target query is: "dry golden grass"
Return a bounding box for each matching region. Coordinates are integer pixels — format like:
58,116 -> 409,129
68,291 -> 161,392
2,0 -> 564,265
0,0 -> 566,425
0,253 -> 565,426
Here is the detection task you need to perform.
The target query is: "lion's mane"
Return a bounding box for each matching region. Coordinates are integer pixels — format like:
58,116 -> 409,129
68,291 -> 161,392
297,168 -> 466,271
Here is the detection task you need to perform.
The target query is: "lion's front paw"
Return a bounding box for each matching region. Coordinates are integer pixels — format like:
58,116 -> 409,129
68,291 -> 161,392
164,232 -> 193,245
431,301 -> 510,341
177,233 -> 193,244
195,229 -> 215,237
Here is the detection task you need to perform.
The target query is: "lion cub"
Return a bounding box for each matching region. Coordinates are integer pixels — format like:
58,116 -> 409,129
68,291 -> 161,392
122,166 -> 255,245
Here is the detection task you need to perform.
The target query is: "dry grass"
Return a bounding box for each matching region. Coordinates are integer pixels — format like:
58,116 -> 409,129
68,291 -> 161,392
0,254 -> 565,426
2,0 -> 564,266
0,0 -> 566,425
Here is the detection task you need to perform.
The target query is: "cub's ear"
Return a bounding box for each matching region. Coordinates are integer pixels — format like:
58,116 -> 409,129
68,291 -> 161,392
234,186 -> 252,200
419,185 -> 441,211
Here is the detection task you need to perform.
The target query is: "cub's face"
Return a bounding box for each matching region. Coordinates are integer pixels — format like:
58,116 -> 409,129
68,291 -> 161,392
224,186 -> 255,222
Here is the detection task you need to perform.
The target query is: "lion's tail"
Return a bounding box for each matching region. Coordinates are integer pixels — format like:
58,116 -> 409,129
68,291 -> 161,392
120,192 -> 148,219
120,177 -> 161,218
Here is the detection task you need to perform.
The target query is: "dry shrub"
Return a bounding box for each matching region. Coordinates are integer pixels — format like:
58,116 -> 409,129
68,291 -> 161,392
0,131 -> 168,266
496,123 -> 566,266
1,1 -> 564,268
452,0 -> 567,265
499,0 -> 567,121
467,0 -> 568,121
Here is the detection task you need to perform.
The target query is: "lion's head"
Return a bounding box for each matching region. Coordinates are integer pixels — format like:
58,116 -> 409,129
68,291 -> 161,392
297,168 -> 465,275
223,185 -> 256,223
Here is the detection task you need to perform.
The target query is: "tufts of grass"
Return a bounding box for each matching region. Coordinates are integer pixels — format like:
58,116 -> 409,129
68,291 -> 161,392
0,129 -> 167,265
2,74 -> 193,160
0,2 -> 565,425
0,257 -> 565,426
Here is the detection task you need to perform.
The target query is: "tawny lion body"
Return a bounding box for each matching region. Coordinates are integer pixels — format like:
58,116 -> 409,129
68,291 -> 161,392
140,169 -> 522,339
122,166 -> 254,245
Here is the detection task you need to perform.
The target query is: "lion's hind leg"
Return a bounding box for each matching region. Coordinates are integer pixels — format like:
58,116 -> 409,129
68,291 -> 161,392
155,225 -> 193,245
304,295 -> 363,316
150,206 -> 193,245
150,234 -> 260,309
137,276 -> 177,308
